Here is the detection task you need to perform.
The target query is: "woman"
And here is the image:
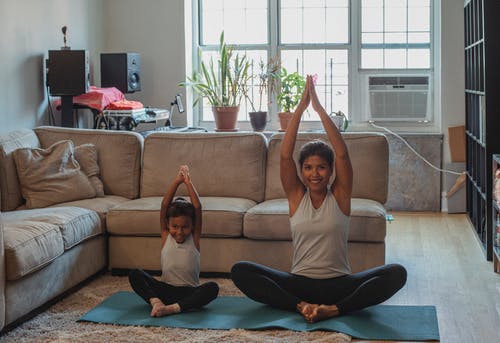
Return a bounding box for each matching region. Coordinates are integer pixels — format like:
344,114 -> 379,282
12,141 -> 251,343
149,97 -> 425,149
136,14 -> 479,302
231,75 -> 406,323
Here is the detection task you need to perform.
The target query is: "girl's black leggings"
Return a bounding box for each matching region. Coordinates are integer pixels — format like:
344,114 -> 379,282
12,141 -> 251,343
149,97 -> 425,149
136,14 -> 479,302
128,269 -> 219,311
231,261 -> 406,314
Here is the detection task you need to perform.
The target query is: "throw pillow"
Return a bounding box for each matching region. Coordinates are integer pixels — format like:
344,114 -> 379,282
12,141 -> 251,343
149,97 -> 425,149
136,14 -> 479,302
12,140 -> 96,208
74,143 -> 105,197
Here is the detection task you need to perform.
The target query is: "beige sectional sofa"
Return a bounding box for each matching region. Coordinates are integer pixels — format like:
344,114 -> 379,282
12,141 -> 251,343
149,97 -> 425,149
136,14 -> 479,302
0,126 -> 388,332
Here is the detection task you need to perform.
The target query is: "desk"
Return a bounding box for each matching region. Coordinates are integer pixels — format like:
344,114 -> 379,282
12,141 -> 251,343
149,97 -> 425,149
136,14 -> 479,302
99,108 -> 170,131
56,87 -> 125,127
139,126 -> 208,137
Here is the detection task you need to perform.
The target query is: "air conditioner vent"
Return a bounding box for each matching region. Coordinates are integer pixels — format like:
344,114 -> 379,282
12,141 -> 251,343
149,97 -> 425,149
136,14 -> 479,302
367,75 -> 431,122
369,76 -> 429,86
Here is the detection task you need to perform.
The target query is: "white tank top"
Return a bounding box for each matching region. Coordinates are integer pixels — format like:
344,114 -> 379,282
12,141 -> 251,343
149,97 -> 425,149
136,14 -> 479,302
290,189 -> 351,279
160,234 -> 200,286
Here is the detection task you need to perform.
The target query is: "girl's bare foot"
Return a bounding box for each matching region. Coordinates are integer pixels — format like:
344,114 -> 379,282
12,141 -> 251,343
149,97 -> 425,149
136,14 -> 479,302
151,303 -> 181,317
150,298 -> 181,317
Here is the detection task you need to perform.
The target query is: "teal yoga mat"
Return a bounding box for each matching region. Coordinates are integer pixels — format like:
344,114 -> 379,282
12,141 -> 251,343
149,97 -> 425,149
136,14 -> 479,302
79,292 -> 439,341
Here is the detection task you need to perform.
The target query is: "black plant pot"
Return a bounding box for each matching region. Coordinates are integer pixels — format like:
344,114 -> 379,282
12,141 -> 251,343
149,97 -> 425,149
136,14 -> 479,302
249,111 -> 267,132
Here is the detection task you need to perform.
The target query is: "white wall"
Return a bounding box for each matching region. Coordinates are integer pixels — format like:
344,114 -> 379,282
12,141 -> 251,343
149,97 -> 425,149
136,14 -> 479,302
0,0 -> 465,161
439,0 -> 466,211
0,0 -> 104,132
102,0 -> 188,126
440,0 -> 466,164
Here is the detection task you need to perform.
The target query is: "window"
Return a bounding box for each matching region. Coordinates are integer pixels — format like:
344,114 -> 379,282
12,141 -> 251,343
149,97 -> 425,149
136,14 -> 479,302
193,0 -> 434,129
361,0 -> 431,69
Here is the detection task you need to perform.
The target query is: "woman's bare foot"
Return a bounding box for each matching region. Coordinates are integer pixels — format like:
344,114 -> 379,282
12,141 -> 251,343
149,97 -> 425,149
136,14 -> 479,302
297,302 -> 340,323
297,301 -> 317,322
307,304 -> 340,323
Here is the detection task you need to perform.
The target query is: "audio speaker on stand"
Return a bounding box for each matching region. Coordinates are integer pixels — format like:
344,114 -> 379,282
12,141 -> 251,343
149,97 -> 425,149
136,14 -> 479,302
47,50 -> 89,96
100,53 -> 141,93
46,50 -> 90,127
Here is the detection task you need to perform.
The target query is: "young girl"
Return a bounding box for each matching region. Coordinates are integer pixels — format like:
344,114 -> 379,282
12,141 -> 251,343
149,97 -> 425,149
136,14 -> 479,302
129,165 -> 219,317
231,75 -> 406,323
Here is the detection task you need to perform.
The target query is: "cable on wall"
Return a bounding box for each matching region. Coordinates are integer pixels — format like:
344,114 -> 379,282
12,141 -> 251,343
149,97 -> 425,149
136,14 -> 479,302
46,84 -> 56,126
368,122 -> 465,177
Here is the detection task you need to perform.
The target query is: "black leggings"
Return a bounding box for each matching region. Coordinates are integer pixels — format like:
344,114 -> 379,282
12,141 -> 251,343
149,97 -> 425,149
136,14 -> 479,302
128,269 -> 219,311
231,261 -> 406,315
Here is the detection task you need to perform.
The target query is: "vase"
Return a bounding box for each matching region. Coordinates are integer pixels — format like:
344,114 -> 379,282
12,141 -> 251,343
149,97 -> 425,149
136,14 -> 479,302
212,106 -> 239,131
249,111 -> 267,132
278,112 -> 293,131
330,115 -> 346,131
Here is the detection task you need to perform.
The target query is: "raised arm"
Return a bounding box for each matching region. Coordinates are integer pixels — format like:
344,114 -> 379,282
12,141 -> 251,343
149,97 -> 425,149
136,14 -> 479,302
280,76 -> 311,214
160,169 -> 185,247
180,165 -> 202,251
308,75 -> 353,215
280,80 -> 311,216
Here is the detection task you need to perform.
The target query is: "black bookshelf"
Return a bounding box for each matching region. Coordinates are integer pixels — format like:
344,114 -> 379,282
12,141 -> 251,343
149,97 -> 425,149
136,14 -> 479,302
464,0 -> 500,261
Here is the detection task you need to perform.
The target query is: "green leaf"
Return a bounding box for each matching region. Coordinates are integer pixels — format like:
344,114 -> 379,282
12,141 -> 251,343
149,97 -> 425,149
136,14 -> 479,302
180,30 -> 250,108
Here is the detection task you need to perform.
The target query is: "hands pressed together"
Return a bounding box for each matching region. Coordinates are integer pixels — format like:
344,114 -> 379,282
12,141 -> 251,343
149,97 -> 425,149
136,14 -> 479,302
295,75 -> 327,116
175,165 -> 191,185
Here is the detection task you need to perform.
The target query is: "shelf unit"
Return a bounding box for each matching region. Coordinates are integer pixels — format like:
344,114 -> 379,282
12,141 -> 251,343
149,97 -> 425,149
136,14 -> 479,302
464,0 -> 500,261
492,155 -> 500,272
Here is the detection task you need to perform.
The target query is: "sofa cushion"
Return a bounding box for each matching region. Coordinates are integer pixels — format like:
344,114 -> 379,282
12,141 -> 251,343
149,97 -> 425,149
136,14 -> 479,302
244,198 -> 386,242
0,129 -> 40,211
12,140 -> 96,208
200,197 -> 257,237
2,207 -> 102,250
34,126 -> 143,199
141,133 -> 267,202
49,195 -> 131,226
243,199 -> 290,240
74,143 -> 105,197
265,133 -> 389,203
3,220 -> 64,281
106,196 -> 256,238
349,198 -> 387,242
105,197 -> 161,236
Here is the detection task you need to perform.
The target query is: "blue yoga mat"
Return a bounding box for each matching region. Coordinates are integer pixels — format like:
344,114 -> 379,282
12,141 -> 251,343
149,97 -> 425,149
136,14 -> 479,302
79,292 -> 440,341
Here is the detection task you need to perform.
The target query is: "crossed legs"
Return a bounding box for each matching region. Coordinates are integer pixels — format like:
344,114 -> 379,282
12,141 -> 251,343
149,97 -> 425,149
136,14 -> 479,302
128,269 -> 219,317
231,261 -> 407,322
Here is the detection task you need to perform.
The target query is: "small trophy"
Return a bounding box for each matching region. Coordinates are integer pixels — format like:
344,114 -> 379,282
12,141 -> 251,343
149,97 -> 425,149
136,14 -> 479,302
61,26 -> 70,50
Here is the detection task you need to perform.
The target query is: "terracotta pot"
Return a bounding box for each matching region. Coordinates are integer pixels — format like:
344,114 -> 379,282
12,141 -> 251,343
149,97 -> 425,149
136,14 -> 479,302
278,111 -> 293,131
249,111 -> 267,132
212,106 -> 239,131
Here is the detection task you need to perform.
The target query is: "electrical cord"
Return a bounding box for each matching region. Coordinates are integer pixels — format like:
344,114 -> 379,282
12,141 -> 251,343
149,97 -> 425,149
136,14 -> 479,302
368,121 -> 465,176
46,84 -> 56,126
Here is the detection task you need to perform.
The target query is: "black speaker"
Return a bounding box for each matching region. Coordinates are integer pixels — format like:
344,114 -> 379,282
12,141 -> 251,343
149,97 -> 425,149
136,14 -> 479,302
100,53 -> 141,93
47,50 -> 90,96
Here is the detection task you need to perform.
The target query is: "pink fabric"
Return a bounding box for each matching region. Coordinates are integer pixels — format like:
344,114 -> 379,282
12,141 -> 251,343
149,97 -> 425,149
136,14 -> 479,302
55,86 -> 125,112
107,99 -> 144,110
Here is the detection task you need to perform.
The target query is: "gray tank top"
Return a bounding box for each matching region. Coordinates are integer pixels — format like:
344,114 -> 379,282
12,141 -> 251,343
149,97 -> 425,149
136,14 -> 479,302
290,189 -> 351,278
160,234 -> 200,286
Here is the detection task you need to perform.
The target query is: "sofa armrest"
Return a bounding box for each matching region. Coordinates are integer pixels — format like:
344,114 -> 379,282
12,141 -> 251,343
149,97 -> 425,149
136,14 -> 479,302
0,212 -> 6,330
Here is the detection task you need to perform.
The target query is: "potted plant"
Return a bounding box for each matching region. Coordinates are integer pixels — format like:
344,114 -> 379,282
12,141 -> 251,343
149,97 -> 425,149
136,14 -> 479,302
181,32 -> 251,131
246,57 -> 280,131
277,68 -> 306,131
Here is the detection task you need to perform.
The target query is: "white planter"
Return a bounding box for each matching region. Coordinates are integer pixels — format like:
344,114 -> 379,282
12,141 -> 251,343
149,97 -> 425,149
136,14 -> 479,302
330,115 -> 346,131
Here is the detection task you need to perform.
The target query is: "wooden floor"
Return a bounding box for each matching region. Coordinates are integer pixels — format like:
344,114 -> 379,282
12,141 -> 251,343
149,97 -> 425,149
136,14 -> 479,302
352,212 -> 500,343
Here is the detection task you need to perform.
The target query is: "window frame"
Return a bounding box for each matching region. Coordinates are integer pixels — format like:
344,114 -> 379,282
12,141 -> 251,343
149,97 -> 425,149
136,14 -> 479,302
189,0 -> 439,131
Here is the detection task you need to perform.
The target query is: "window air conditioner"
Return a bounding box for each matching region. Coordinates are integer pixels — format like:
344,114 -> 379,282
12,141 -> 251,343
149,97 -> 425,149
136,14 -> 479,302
367,75 -> 431,122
